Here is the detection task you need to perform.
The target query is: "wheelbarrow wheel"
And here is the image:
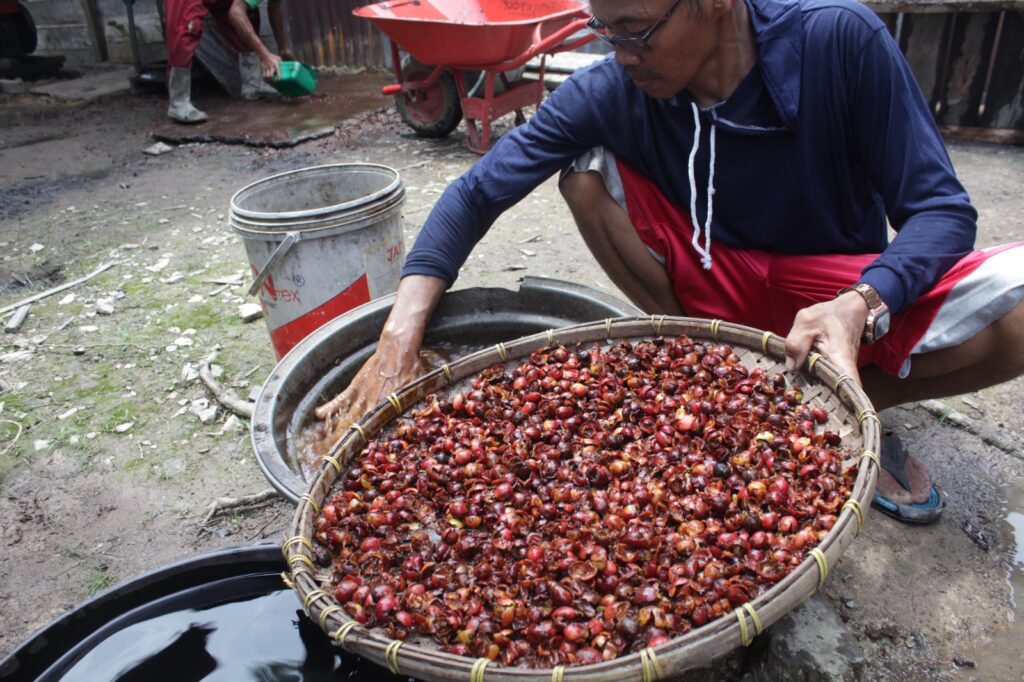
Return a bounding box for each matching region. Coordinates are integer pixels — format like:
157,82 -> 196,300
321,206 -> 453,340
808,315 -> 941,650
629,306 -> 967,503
395,57 -> 463,139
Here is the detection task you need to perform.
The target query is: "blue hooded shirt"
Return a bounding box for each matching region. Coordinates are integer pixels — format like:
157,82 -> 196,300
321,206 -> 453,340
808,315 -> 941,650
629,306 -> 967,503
402,0 -> 977,315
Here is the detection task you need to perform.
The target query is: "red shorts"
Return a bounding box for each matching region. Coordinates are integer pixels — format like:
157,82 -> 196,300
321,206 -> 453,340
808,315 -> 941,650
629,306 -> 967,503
165,0 -> 259,69
612,158 -> 1023,377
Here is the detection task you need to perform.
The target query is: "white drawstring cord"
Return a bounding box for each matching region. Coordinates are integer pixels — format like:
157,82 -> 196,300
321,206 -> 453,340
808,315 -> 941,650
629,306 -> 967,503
687,101 -> 716,270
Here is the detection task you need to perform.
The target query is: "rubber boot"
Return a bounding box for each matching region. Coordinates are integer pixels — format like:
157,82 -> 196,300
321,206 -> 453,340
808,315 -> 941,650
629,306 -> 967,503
167,67 -> 208,124
239,52 -> 278,100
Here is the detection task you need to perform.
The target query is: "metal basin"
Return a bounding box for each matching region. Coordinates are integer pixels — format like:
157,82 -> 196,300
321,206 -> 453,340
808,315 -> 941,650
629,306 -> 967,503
251,276 -> 641,502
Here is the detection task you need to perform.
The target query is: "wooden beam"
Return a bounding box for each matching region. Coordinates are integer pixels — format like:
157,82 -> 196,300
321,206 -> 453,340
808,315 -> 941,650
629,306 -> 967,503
863,0 -> 1024,13
940,125 -> 1024,145
79,0 -> 108,62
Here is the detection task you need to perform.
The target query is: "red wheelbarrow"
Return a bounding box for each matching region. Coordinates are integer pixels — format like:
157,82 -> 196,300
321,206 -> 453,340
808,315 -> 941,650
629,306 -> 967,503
353,0 -> 595,154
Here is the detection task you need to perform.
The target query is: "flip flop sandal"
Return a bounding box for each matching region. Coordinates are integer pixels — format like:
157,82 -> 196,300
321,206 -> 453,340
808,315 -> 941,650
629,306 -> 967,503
871,432 -> 947,525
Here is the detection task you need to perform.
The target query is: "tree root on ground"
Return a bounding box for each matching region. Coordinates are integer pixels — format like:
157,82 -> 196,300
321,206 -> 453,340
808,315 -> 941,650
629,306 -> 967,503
199,348 -> 254,419
201,488 -> 280,527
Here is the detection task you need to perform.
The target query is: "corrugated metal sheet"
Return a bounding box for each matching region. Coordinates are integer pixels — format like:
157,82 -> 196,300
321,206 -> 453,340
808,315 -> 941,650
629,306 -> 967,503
287,0 -> 388,68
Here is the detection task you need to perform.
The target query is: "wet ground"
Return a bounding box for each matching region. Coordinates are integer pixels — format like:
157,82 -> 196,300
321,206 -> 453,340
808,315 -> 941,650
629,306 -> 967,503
0,70 -> 1022,680
150,70 -> 393,147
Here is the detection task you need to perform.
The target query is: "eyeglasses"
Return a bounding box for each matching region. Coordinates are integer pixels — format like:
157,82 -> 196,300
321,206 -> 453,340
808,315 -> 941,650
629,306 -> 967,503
586,0 -> 684,52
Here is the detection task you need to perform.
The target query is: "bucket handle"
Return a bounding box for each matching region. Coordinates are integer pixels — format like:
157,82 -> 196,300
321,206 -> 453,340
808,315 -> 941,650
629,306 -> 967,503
248,231 -> 301,297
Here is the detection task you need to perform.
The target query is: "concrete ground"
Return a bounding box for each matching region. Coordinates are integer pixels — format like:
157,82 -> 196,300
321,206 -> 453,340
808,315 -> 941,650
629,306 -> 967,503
0,70 -> 1022,680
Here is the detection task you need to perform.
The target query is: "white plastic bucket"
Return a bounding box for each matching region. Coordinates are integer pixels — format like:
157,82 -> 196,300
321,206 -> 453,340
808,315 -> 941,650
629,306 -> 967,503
230,164 -> 406,359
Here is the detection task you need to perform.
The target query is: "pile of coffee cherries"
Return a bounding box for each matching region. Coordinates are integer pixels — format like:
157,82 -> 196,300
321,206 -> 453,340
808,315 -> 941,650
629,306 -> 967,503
312,336 -> 856,668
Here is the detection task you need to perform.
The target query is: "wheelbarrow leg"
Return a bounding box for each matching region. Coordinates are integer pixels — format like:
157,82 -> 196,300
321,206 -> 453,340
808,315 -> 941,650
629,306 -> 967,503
480,72 -> 496,153
453,69 -> 487,153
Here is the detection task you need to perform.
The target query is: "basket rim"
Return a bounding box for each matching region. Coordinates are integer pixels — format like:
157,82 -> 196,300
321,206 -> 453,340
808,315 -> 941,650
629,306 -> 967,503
284,315 -> 881,681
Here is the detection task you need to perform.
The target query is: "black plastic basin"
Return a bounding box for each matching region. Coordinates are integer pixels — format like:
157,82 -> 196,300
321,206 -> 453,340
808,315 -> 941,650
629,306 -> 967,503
0,542 -> 406,681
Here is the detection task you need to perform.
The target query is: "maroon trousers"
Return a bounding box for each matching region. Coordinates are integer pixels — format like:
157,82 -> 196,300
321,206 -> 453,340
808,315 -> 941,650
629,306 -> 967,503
165,0 -> 259,69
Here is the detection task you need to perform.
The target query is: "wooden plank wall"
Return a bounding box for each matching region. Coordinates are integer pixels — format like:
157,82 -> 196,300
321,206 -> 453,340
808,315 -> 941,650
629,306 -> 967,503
21,0 -> 1024,131
882,9 -> 1023,130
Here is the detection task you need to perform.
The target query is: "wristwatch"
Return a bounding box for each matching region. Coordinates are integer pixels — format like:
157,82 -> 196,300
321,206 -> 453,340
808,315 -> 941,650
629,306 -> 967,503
837,283 -> 890,344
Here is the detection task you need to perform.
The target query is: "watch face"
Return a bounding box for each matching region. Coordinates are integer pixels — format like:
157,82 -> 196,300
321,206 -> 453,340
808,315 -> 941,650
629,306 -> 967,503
875,311 -> 891,339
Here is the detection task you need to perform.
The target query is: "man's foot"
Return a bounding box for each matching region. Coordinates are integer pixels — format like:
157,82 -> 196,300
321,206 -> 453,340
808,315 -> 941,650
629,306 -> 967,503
239,53 -> 279,100
167,101 -> 208,124
871,432 -> 947,524
167,67 -> 208,124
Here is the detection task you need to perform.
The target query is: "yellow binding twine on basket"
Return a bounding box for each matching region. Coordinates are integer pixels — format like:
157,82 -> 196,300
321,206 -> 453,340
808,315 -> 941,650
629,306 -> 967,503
651,314 -> 666,335
319,605 -> 342,629
833,373 -> 855,393
496,342 -> 509,361
858,408 -> 880,428
279,572 -> 294,589
809,547 -> 829,590
807,352 -> 823,374
710,319 -> 722,340
348,422 -> 367,443
546,329 -> 555,346
743,603 -> 763,637
761,331 -> 774,355
860,449 -> 880,469
442,364 -> 452,385
551,665 -> 566,682
283,536 -> 313,555
736,603 -> 763,646
470,657 -> 490,682
333,621 -> 359,650
303,589 -> 329,612
387,393 -> 403,414
322,454 -> 341,475
298,494 -> 320,514
842,499 -> 864,534
640,647 -> 664,682
385,640 -> 403,675
605,318 -> 614,339
288,554 -> 314,572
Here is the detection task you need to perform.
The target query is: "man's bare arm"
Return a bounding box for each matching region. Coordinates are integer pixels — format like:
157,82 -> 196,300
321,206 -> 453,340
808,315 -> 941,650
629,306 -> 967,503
227,0 -> 281,78
315,275 -> 448,426
266,0 -> 293,60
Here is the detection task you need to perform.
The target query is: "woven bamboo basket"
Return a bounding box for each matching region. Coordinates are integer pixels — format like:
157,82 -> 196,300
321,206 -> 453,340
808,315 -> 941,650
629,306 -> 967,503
283,316 -> 880,681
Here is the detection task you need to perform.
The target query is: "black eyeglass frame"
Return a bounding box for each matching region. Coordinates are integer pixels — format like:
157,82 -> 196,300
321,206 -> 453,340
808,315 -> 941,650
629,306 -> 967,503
586,0 -> 685,52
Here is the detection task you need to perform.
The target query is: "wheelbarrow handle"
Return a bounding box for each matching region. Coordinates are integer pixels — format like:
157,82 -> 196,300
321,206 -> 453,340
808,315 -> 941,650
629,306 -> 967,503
491,15 -> 594,72
530,14 -> 593,56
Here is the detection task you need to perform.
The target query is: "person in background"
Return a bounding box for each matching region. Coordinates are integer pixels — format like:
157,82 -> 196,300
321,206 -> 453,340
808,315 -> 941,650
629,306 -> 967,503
164,0 -> 292,123
317,0 -> 1024,525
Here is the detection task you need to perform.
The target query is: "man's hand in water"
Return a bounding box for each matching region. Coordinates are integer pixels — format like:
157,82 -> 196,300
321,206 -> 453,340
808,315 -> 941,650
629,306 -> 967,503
314,338 -> 426,428
314,275 -> 447,427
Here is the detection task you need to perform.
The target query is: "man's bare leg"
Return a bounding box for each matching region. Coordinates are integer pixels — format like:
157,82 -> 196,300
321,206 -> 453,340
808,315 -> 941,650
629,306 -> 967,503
861,297 -> 1024,504
559,170 -> 684,316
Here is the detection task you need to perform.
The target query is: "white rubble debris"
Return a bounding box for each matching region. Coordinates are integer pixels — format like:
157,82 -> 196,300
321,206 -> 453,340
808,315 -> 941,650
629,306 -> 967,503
189,398 -> 218,424
239,303 -> 263,323
181,363 -> 199,382
146,258 -> 170,273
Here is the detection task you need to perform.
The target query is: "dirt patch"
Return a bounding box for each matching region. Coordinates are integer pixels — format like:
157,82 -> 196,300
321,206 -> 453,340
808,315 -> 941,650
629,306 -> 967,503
0,71 -> 1023,680
0,260 -> 64,295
